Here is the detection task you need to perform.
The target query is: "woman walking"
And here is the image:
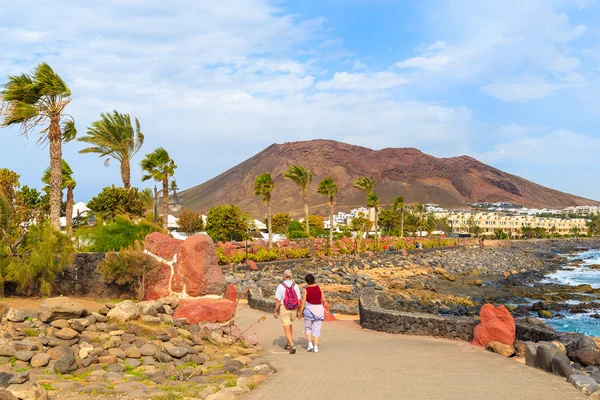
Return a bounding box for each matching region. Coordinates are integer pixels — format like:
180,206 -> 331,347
298,274 -> 329,353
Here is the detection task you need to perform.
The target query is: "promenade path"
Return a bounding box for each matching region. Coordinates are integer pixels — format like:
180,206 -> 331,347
235,304 -> 584,400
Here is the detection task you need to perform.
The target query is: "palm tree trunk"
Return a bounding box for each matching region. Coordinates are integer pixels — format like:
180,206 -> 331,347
267,199 -> 273,248
303,191 -> 309,236
400,207 -> 404,238
162,178 -> 168,232
328,199 -> 334,256
65,187 -> 74,237
121,159 -> 131,189
49,117 -> 62,231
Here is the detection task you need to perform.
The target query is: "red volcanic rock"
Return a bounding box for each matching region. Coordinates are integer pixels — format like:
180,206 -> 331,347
472,304 -> 515,347
247,260 -> 258,271
324,303 -> 337,322
144,263 -> 171,300
173,299 -> 236,324
171,234 -> 227,297
144,232 -> 182,260
224,284 -> 237,302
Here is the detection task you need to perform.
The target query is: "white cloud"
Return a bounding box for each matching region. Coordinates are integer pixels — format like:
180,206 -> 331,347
479,130 -> 600,166
394,0 -> 590,101
315,71 -> 410,91
396,56 -> 450,72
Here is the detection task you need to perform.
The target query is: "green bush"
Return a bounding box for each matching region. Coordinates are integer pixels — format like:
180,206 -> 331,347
282,248 -> 310,259
87,186 -> 145,221
249,248 -> 279,262
98,243 -> 157,299
77,216 -> 159,252
1,224 -> 74,295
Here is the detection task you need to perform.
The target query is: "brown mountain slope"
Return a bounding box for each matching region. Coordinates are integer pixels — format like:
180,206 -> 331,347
179,140 -> 599,217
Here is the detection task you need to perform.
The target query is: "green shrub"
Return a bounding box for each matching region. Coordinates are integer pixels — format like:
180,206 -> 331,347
282,248 -> 310,259
98,243 -> 157,299
248,248 -> 279,262
77,216 -> 159,252
2,224 -> 73,295
87,186 -> 145,221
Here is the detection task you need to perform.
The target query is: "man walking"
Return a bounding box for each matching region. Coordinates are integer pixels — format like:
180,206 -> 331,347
274,269 -> 302,354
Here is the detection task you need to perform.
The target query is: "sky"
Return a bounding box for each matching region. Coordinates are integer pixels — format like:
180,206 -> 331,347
1,0 -> 599,202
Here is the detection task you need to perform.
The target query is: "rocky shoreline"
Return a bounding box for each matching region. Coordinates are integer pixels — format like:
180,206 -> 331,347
225,238 -> 600,318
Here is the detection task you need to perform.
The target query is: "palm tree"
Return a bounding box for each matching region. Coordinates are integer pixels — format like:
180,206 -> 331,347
254,173 -> 275,248
393,196 -> 405,238
0,63 -> 77,231
283,165 -> 312,236
353,176 -> 379,245
42,160 -> 76,236
78,110 -> 144,188
140,148 -> 177,232
317,177 -> 338,256
412,202 -> 426,236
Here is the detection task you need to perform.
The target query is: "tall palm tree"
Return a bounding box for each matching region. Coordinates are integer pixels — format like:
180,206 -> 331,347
283,165 -> 312,236
317,177 -> 338,256
42,160 -> 76,236
412,202 -> 426,236
0,63 -> 77,231
254,173 -> 275,248
78,110 -> 144,188
140,148 -> 177,232
353,176 -> 379,245
393,196 -> 405,238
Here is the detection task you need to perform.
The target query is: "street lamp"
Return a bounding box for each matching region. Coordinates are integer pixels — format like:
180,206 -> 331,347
168,186 -> 182,212
153,185 -> 183,223
87,211 -> 97,227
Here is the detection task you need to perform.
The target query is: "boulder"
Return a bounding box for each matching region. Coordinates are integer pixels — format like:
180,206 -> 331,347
224,284 -> 237,302
143,232 -> 182,260
6,309 -> 27,323
247,260 -> 258,271
54,328 -> 78,340
486,341 -> 515,357
6,382 -> 47,400
171,234 -> 227,297
551,352 -> 573,379
0,372 -> 29,388
568,374 -> 600,396
568,350 -> 600,366
241,332 -> 259,348
472,304 -> 515,347
106,301 -> 140,322
0,389 -> 17,400
37,298 -> 85,323
144,263 -> 171,300
535,343 -> 560,372
558,333 -> 598,354
30,354 -> 50,368
173,299 -> 235,324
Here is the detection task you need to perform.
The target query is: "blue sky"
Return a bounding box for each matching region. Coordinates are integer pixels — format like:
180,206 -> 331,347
1,0 -> 599,202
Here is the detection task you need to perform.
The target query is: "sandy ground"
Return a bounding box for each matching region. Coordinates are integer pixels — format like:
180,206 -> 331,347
0,297 -> 105,312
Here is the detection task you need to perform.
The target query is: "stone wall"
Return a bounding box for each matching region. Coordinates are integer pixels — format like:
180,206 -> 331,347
515,317 -> 560,342
359,293 -> 477,341
50,252 -> 134,299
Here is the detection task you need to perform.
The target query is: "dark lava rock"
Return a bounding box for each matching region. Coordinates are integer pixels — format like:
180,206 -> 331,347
568,350 -> 600,367
551,352 -> 573,378
535,344 -> 560,372
559,333 -> 599,353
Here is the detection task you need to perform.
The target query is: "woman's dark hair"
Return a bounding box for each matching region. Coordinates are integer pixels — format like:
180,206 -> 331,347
305,274 -> 315,285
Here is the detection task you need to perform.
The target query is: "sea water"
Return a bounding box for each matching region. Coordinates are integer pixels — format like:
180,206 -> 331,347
540,250 -> 600,336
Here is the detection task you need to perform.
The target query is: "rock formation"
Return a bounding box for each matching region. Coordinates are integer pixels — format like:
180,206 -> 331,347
144,232 -> 235,323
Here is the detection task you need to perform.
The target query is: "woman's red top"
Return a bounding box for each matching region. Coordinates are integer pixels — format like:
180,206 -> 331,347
305,285 -> 322,305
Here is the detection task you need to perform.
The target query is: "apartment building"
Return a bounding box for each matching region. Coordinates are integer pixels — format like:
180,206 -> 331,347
446,212 -> 588,236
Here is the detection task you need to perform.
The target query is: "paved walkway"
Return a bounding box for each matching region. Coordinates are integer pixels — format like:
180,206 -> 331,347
235,304 -> 584,400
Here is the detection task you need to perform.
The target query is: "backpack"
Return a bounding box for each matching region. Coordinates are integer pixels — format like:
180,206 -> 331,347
282,282 -> 299,310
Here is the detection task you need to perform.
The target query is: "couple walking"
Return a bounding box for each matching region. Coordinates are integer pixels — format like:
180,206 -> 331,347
273,270 -> 329,354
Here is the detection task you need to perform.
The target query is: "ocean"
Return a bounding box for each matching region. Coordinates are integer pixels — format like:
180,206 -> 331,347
540,249 -> 600,336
